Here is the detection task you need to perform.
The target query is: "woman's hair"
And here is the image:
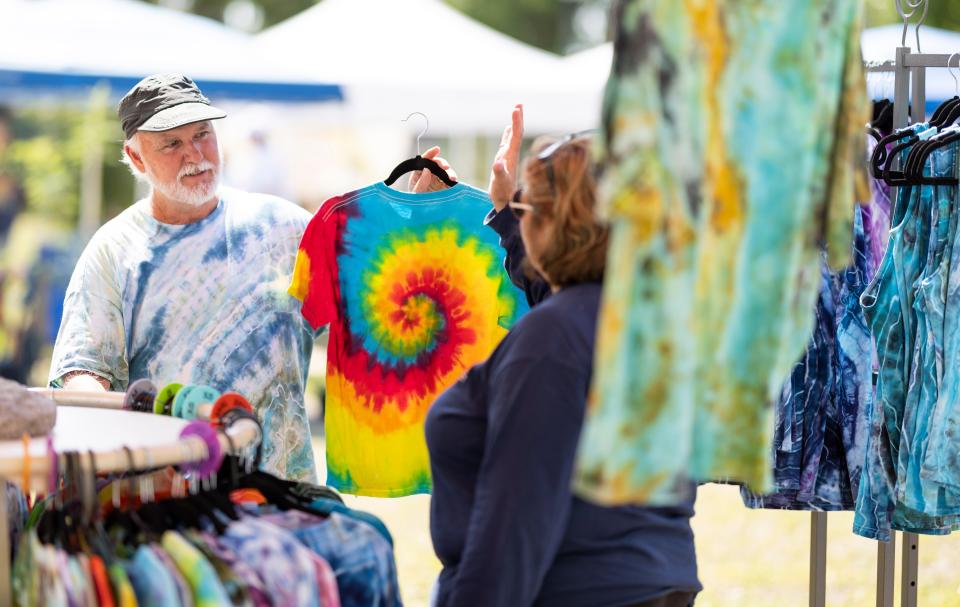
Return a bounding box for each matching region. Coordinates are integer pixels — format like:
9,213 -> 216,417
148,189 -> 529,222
521,136 -> 608,288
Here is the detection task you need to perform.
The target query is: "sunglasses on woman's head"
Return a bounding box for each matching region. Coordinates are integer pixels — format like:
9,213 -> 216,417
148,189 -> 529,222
508,201 -> 536,219
537,129 -> 597,193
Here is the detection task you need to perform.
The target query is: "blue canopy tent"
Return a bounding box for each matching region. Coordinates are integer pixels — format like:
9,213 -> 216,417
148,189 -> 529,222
0,0 -> 342,104
0,69 -> 341,104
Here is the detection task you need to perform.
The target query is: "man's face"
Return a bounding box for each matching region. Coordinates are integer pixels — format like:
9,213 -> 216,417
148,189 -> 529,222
130,121 -> 221,207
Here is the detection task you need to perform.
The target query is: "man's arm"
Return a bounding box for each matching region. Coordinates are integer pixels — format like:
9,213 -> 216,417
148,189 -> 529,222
49,235 -> 128,390
60,370 -> 110,391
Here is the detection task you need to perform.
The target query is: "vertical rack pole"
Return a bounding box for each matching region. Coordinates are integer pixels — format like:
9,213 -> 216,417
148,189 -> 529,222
894,46 -> 912,131
877,535 -> 896,607
902,70 -> 927,607
910,65 -> 926,125
901,533 -> 919,607
809,512 -> 827,607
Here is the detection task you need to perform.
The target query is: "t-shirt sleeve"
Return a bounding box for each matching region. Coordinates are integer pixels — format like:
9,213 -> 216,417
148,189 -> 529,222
288,196 -> 343,330
48,236 -> 128,390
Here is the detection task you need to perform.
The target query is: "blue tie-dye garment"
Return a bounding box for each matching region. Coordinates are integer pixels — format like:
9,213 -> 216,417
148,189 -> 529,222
48,187 -> 317,482
898,144 -> 960,517
742,204 -> 874,511
856,135 -> 960,540
919,142 -> 960,506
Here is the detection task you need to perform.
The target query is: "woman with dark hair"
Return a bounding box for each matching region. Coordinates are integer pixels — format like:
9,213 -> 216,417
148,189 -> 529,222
425,106 -> 701,607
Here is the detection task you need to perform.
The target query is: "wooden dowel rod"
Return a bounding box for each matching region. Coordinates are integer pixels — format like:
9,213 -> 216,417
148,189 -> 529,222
28,388 -> 126,408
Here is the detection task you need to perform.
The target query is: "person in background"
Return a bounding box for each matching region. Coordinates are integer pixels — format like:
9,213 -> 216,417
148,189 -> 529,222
48,74 -> 319,480
425,105 -> 701,607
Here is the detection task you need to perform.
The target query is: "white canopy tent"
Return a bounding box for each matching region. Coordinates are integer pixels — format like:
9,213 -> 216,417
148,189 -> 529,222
254,0 -> 599,136
0,0 -> 341,103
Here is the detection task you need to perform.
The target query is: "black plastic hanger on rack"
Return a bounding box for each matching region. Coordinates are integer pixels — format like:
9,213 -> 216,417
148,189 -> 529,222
383,111 -> 457,188
926,52 -> 960,130
872,124 -> 917,180
905,130 -> 960,186
880,133 -> 922,185
872,99 -> 894,138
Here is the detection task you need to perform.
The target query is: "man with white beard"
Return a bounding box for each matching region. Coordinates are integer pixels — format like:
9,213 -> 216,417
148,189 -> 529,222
48,74 -> 319,481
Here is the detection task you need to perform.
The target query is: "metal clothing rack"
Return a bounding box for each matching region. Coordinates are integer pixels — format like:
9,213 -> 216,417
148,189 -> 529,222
0,406 -> 262,607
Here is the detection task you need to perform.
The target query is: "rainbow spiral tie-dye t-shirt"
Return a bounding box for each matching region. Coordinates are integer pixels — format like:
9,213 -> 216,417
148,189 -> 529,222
289,182 -> 528,497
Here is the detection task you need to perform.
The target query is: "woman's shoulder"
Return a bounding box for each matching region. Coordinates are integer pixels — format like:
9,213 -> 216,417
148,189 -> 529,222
496,284 -> 601,367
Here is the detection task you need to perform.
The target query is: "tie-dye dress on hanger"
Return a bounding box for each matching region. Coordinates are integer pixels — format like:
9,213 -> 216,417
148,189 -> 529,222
289,182 -> 527,497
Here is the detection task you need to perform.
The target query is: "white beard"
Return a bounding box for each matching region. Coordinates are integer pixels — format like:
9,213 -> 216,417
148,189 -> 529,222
145,159 -> 221,207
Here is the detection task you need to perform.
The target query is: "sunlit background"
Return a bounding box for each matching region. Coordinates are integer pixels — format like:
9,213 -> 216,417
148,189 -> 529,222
3,0 -> 960,604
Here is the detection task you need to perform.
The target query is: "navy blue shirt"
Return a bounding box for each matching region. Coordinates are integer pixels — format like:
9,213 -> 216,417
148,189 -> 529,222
425,209 -> 700,607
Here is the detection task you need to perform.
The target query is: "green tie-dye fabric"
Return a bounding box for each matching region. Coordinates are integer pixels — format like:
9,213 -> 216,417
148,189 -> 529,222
574,0 -> 869,505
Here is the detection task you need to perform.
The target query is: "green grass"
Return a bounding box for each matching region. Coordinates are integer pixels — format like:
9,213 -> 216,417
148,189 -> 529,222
314,438 -> 960,606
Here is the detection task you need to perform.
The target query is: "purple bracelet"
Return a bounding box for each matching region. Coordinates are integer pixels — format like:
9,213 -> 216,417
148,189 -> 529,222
178,421 -> 223,478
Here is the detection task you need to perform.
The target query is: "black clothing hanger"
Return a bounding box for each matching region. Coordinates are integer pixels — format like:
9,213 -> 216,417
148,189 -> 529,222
904,139 -> 932,182
384,156 -> 457,187
880,134 -> 921,185
217,468 -> 329,518
906,130 -> 960,185
383,111 -> 457,188
936,99 -> 960,130
872,99 -> 894,135
872,125 -> 918,179
928,54 -> 960,129
927,97 -> 957,128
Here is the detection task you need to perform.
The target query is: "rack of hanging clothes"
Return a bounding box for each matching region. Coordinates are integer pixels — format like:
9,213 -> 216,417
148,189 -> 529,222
863,41 -> 960,607
747,48 -> 960,607
0,392 -> 401,607
737,3 -> 960,605
0,403 -> 261,606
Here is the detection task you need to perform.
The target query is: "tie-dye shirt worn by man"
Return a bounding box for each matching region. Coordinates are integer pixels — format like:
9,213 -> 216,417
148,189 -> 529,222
573,0 -> 869,505
49,188 -> 317,482
289,183 -> 527,497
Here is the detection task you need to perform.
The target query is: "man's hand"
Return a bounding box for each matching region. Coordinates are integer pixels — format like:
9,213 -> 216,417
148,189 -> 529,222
409,146 -> 458,193
488,104 -> 524,212
61,371 -> 110,391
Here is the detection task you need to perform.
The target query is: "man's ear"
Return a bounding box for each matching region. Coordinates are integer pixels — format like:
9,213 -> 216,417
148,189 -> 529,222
125,142 -> 146,174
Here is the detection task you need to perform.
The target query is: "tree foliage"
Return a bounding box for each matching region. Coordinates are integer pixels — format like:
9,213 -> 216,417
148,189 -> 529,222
445,0 -> 579,53
141,0 -> 317,30
4,106 -> 132,226
865,0 -> 960,29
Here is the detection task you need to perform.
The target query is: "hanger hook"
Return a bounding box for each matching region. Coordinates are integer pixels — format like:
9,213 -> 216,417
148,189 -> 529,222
402,111 -> 429,156
897,0 -> 928,49
914,0 -> 928,52
949,53 -> 960,96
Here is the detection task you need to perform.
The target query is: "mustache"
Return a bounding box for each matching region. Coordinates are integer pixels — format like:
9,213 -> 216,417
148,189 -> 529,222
178,160 -> 217,180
